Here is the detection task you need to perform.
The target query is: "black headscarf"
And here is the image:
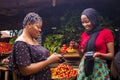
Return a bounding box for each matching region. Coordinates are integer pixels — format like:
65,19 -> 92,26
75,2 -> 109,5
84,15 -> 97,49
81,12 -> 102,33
81,8 -> 104,52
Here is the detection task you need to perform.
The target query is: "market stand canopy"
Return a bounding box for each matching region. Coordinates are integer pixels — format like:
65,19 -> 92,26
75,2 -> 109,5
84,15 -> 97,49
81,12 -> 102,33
0,0 -> 81,16
0,0 -> 118,16
0,0 -> 119,30
0,0 -> 80,30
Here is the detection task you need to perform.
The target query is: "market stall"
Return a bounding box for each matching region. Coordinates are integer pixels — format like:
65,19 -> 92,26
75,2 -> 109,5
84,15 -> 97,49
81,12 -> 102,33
0,30 -> 17,80
49,41 -> 81,80
0,30 -> 17,60
50,53 -> 80,80
0,32 -> 81,80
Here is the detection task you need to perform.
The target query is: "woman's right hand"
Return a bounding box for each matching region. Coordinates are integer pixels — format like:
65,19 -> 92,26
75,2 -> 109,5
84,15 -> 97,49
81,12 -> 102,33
47,53 -> 63,64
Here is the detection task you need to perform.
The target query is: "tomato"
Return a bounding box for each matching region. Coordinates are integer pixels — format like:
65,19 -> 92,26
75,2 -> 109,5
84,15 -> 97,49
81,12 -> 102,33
51,63 -> 78,79
0,42 -> 12,53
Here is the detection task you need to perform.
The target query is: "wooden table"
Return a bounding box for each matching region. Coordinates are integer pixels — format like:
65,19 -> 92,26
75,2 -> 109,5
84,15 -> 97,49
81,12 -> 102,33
0,63 -> 16,80
63,53 -> 80,58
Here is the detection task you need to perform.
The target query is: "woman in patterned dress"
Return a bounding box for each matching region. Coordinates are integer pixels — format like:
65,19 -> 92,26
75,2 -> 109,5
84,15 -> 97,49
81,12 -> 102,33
9,12 -> 63,80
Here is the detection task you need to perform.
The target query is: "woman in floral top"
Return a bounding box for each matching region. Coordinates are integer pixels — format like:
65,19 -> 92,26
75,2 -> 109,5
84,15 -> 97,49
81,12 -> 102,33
9,12 -> 63,80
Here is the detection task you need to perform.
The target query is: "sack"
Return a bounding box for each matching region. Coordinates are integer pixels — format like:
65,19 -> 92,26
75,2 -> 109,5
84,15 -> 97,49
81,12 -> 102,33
84,58 -> 94,77
110,60 -> 118,79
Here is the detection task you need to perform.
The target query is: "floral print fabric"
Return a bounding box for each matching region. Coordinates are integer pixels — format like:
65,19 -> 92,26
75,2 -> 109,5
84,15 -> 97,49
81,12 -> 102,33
77,58 -> 110,80
9,41 -> 51,80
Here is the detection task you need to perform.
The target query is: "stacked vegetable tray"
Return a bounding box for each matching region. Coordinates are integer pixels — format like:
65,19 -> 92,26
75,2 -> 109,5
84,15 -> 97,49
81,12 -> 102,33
0,42 -> 12,59
51,63 -> 78,80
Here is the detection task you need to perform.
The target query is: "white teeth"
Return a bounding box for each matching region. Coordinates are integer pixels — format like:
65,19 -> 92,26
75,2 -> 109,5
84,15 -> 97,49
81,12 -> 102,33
86,27 -> 89,29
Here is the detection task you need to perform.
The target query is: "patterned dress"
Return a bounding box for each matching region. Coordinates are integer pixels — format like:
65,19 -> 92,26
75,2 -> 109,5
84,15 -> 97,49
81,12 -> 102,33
9,41 -> 51,80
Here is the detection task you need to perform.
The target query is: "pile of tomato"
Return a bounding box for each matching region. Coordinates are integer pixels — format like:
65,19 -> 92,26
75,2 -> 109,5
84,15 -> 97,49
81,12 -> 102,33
51,63 -> 77,79
0,42 -> 12,53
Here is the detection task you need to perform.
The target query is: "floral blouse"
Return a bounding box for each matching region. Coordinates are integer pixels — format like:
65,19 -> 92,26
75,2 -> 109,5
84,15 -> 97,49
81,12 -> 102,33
9,41 -> 51,80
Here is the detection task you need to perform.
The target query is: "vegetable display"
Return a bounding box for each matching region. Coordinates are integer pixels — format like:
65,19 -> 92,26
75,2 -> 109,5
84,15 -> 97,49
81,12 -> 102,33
51,63 -> 77,79
43,34 -> 64,54
0,42 -> 12,53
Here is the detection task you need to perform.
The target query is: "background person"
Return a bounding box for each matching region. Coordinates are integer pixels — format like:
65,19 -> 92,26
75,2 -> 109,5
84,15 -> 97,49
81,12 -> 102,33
114,51 -> 120,80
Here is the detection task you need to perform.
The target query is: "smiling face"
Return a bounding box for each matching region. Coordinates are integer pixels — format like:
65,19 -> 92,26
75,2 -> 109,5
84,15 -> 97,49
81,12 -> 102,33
81,15 -> 93,31
28,21 -> 42,39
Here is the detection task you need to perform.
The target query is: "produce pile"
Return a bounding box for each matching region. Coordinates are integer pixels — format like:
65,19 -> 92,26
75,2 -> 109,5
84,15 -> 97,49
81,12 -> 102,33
51,63 -> 77,79
44,34 -> 64,54
0,42 -> 12,53
60,41 -> 77,53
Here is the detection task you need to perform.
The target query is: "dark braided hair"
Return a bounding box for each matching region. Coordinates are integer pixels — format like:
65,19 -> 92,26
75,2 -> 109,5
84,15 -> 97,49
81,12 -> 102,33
23,12 -> 42,28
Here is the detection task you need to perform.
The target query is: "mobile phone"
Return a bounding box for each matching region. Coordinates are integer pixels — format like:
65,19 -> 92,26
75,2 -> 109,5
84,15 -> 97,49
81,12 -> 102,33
85,51 -> 94,58
58,57 -> 65,63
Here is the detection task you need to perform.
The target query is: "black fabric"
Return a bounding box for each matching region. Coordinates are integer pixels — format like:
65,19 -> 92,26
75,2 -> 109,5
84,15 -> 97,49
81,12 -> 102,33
84,32 -> 99,52
81,8 -> 103,77
84,32 -> 100,77
84,58 -> 94,77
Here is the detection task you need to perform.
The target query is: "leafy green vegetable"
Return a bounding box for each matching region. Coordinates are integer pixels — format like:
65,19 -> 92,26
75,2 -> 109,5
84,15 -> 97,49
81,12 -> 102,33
9,36 -> 17,44
43,34 -> 63,54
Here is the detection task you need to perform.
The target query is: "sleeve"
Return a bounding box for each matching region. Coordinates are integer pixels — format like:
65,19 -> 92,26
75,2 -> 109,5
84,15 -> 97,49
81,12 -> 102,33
14,41 -> 31,66
104,29 -> 114,43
